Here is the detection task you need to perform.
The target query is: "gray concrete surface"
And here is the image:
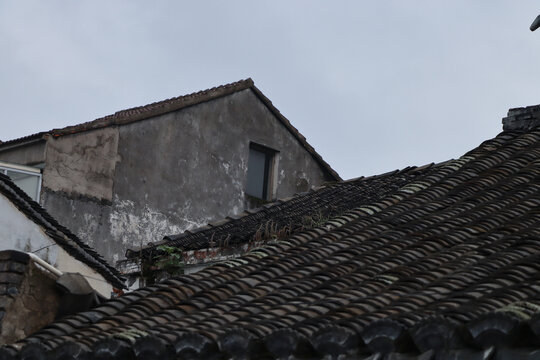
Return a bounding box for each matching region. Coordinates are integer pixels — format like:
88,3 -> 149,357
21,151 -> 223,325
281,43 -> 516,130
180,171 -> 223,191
0,141 -> 46,166
43,127 -> 119,200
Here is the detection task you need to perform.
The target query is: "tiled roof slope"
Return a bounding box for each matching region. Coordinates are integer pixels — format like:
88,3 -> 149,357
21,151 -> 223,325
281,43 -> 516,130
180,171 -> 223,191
5,127 -> 540,358
126,164 -> 435,260
0,79 -> 340,181
0,132 -> 46,149
0,173 -> 125,289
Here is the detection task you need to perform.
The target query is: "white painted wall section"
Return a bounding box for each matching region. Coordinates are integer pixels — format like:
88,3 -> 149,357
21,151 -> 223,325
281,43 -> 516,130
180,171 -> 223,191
0,193 -> 112,297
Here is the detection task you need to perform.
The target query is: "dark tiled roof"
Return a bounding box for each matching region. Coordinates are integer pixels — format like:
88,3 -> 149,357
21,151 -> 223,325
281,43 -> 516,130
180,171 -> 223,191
0,173 -> 125,289
126,164 -> 435,259
0,79 -> 340,181
0,132 -> 46,148
5,127 -> 540,358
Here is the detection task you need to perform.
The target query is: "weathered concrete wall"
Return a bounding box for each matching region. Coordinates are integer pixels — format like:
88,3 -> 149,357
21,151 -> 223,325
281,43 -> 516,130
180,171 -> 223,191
106,89 -> 332,262
0,141 -> 46,166
42,128 -> 119,200
38,89 -> 333,265
40,187 -> 112,250
0,194 -> 112,297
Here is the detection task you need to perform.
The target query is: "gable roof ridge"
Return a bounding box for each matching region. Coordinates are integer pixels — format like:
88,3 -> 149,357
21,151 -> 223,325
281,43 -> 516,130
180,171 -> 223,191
0,132 -> 47,149
248,83 -> 341,181
0,78 -> 340,181
0,79 -> 254,147
49,78 -> 255,137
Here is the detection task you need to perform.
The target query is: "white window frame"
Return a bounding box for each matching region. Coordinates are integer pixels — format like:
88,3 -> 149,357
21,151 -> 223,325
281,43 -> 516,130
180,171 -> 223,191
0,161 -> 42,201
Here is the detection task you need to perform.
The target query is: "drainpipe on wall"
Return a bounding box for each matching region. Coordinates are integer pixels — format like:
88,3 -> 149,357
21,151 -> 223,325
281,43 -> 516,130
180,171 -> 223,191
27,253 -> 63,277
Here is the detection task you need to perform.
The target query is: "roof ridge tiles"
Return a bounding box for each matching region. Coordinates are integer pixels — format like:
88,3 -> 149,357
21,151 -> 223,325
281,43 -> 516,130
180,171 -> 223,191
503,104 -> 540,132
48,78 -> 254,137
0,78 -> 341,183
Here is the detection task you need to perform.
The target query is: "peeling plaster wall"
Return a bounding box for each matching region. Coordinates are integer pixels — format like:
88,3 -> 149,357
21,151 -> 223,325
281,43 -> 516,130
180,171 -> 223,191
42,128 -> 119,201
108,89 -> 332,260
19,89 -> 333,266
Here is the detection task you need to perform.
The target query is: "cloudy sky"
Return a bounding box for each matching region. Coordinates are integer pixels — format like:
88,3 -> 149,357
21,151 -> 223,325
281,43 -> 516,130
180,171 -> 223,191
1,2 -> 539,179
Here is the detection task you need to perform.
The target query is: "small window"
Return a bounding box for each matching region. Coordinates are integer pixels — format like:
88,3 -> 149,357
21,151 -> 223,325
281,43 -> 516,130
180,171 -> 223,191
246,143 -> 276,200
0,162 -> 42,201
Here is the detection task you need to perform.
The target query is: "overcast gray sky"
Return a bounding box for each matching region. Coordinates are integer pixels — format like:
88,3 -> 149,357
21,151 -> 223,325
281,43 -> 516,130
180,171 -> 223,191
1,1 -> 539,179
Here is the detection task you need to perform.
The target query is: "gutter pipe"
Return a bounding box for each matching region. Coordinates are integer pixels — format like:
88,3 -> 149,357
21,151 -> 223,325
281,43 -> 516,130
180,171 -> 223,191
27,252 -> 63,277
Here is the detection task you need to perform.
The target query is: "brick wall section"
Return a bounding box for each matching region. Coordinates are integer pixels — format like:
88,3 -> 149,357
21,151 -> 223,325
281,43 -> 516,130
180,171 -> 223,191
502,104 -> 540,131
0,251 -> 29,322
0,250 -> 60,345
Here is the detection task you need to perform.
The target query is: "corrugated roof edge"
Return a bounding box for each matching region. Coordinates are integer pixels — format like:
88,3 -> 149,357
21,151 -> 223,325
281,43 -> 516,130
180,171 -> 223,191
0,79 -> 341,181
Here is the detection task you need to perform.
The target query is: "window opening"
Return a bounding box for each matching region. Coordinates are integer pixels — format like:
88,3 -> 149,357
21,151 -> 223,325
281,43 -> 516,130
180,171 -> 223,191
0,162 -> 42,201
246,143 -> 276,200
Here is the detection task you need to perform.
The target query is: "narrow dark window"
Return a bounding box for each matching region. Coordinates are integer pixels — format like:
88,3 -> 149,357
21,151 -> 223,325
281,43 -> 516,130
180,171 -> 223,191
246,143 -> 274,199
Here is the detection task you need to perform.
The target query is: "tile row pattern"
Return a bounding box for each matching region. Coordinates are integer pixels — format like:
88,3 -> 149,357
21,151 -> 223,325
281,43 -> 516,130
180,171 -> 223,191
126,165 -> 434,260
0,173 -> 125,289
5,128 -> 540,358
0,251 -> 30,333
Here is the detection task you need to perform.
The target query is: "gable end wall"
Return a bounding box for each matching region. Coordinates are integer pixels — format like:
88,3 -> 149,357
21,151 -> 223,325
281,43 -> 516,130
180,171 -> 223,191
15,89 -> 333,265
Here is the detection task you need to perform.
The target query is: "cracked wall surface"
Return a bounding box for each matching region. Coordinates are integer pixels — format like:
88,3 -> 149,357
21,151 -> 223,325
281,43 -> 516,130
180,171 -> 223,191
42,127 -> 119,201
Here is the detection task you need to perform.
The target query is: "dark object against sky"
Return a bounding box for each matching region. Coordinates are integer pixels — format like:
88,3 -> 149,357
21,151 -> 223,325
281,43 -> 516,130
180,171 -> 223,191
531,14 -> 540,31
